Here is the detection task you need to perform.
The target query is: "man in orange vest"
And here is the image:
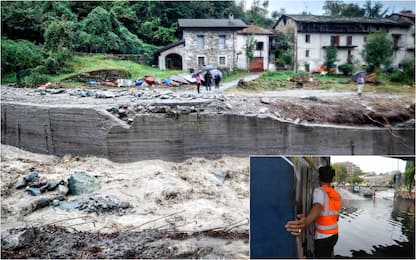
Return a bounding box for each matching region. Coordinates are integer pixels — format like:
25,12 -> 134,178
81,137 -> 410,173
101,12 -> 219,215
285,165 -> 342,258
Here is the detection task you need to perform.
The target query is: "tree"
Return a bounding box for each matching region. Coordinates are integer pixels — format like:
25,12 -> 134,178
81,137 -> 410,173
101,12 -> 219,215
245,35 -> 256,71
1,38 -> 44,74
324,45 -> 338,72
349,175 -> 364,184
332,163 -> 348,183
364,0 -> 388,18
362,32 -> 393,71
404,161 -> 415,192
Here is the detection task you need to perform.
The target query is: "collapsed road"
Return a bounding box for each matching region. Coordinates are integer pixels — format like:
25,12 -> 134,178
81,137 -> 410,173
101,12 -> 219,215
1,85 -> 414,160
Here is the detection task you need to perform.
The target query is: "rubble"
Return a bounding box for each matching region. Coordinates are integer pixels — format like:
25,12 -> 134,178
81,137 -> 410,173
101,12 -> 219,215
1,227 -> 35,250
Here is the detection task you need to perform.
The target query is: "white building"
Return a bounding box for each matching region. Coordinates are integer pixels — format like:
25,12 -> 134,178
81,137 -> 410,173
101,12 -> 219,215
236,24 -> 274,71
273,14 -> 414,72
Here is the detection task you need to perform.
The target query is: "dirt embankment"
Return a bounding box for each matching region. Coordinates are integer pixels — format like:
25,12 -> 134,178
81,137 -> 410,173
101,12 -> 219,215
1,85 -> 414,128
1,144 -> 249,258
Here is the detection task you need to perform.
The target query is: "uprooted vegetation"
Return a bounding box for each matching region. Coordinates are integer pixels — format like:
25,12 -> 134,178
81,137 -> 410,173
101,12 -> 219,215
1,145 -> 249,258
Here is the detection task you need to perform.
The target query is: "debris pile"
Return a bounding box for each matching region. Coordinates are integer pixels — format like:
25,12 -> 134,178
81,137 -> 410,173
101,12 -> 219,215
57,194 -> 132,215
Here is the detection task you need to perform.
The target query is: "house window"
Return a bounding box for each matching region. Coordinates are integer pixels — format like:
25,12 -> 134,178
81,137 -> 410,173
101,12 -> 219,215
392,34 -> 401,49
256,42 -> 264,51
305,34 -> 310,43
219,35 -> 226,49
330,35 -> 340,46
305,50 -> 310,58
347,36 -> 352,46
219,56 -> 226,65
197,56 -> 205,67
197,35 -> 205,49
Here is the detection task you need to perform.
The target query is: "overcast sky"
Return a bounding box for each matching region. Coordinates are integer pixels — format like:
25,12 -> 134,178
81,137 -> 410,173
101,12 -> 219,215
330,156 -> 408,174
239,0 -> 415,16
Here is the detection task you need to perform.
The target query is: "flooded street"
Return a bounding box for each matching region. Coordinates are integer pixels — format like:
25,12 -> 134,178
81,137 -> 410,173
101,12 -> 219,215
335,188 -> 415,258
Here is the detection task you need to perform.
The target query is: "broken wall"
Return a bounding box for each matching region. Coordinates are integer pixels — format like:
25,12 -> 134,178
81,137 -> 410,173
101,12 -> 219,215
1,102 -> 414,162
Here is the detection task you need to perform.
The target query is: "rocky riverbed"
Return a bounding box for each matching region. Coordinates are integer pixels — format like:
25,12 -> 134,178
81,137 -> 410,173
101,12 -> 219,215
1,144 -> 249,258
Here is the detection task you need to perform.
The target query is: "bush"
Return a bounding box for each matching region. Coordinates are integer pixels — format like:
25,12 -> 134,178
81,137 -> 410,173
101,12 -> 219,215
1,37 -> 44,74
44,47 -> 73,74
401,58 -> 415,84
325,45 -> 338,73
20,71 -> 50,87
338,63 -> 353,76
390,71 -> 404,82
363,32 -> 393,70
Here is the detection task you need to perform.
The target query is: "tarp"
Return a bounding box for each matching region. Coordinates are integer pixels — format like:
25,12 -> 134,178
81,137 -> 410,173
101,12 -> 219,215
170,75 -> 189,84
250,156 -> 298,259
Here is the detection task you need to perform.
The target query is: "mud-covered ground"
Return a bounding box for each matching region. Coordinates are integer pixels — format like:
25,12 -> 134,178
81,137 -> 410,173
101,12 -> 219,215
1,85 -> 415,127
1,144 -> 249,258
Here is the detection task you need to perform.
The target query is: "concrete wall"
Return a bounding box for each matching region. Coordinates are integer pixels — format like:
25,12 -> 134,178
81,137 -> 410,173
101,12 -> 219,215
1,102 -> 414,162
183,30 -> 238,71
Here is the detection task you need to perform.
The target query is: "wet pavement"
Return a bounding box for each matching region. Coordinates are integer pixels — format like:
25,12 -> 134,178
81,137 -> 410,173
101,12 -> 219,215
336,188 -> 415,258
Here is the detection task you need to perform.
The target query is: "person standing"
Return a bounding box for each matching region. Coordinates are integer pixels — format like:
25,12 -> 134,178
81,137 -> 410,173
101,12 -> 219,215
285,165 -> 342,258
357,74 -> 365,96
204,71 -> 212,91
214,74 -> 221,91
195,73 -> 201,93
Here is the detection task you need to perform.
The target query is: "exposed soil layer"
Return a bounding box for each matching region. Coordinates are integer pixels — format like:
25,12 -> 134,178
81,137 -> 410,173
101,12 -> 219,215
1,85 -> 414,127
1,225 -> 248,259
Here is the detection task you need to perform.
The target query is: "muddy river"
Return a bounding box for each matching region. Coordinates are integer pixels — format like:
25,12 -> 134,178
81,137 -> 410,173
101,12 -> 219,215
336,188 -> 415,258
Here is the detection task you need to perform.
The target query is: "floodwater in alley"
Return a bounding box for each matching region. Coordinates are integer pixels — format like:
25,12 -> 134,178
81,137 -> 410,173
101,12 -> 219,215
335,188 -> 415,258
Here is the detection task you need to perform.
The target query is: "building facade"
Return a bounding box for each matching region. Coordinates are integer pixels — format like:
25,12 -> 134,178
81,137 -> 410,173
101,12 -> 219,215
273,14 -> 414,72
236,24 -> 273,71
156,15 -> 247,72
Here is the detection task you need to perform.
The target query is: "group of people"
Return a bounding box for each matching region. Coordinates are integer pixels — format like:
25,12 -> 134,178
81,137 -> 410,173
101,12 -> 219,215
195,71 -> 221,93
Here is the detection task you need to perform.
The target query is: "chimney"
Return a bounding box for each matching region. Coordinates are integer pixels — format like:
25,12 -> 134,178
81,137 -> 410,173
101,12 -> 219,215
229,13 -> 234,21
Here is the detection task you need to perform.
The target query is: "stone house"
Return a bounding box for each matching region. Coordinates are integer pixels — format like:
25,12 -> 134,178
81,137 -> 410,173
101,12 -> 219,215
156,14 -> 247,72
155,15 -> 273,72
273,14 -> 414,72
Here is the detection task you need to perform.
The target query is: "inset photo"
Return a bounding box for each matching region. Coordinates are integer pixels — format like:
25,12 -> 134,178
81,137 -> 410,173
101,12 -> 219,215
250,156 -> 415,259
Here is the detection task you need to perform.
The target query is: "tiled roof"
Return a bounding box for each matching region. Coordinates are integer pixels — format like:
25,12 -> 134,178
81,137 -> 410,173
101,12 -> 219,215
178,19 -> 247,29
394,12 -> 415,18
154,39 -> 185,54
238,24 -> 274,35
281,14 -> 401,25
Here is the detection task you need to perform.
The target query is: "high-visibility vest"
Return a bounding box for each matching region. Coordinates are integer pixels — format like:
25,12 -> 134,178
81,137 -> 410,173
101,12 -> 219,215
315,185 -> 342,235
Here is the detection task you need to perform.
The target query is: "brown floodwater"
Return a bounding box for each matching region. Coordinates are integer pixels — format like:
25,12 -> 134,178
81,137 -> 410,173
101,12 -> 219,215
335,188 -> 415,258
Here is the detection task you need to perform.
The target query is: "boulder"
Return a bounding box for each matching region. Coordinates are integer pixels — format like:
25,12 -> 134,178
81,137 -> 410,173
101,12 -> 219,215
1,227 -> 35,250
68,171 -> 101,195
15,178 -> 27,189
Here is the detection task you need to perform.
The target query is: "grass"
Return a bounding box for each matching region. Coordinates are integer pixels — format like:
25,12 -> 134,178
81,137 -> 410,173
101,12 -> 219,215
54,54 -> 182,81
228,70 -> 414,94
1,54 -> 183,85
221,70 -> 252,83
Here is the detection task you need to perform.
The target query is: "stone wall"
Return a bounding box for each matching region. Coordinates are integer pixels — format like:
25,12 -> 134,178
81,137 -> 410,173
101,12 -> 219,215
183,30 -> 237,71
1,102 -> 414,162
